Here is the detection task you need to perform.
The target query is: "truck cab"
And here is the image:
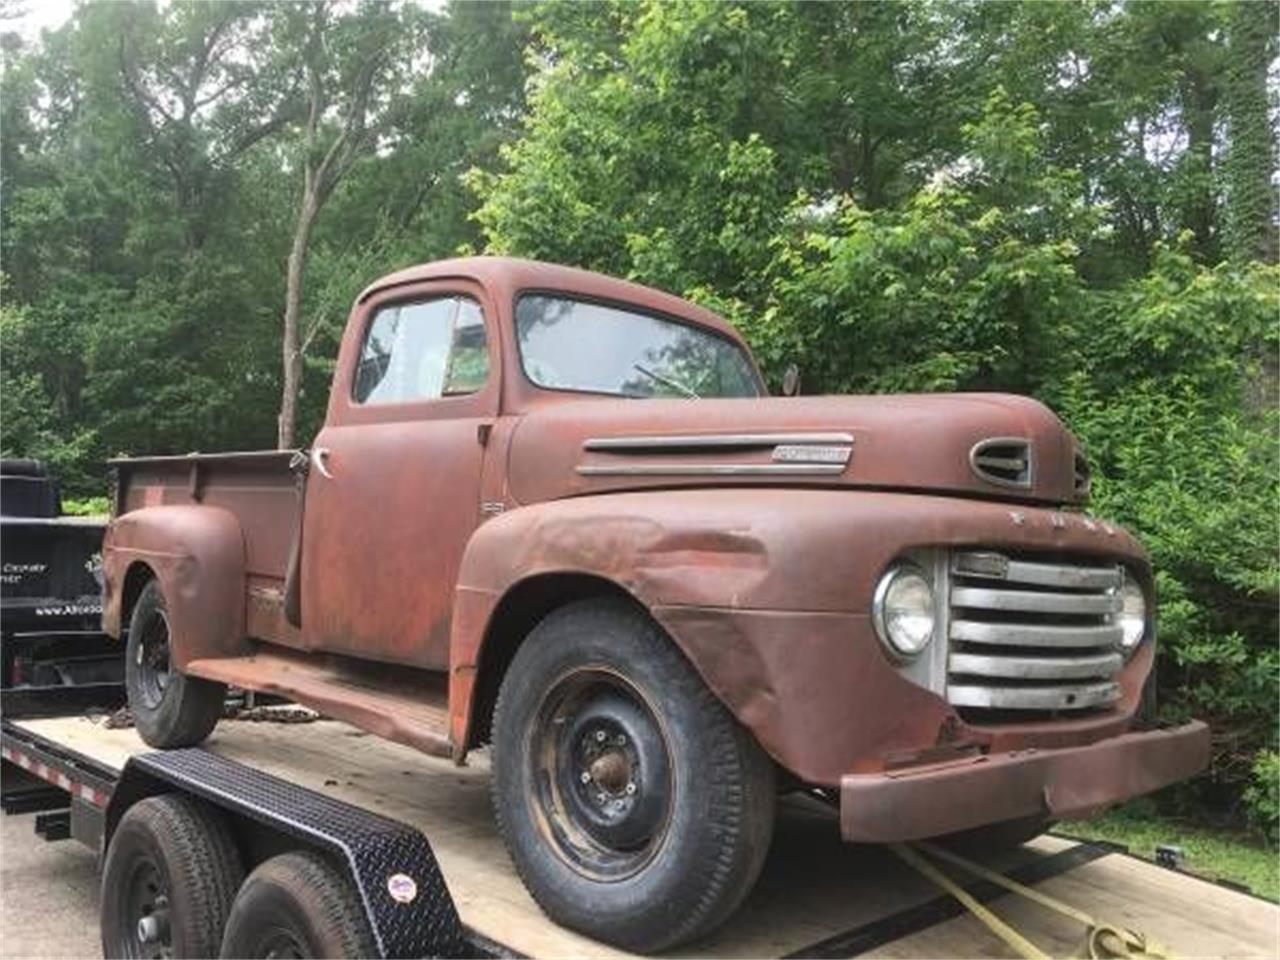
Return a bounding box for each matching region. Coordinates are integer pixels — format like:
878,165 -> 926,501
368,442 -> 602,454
100,257 -> 1209,952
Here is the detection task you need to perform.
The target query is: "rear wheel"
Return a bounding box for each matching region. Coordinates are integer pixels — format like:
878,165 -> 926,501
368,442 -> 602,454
491,598 -> 776,952
219,852 -> 376,959
126,579 -> 225,748
101,795 -> 243,959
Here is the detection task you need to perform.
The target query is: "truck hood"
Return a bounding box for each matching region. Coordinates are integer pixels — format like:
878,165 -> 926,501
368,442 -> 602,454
506,393 -> 1088,507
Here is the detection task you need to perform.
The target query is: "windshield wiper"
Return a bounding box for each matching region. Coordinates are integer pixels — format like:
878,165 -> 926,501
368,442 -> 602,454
632,363 -> 700,399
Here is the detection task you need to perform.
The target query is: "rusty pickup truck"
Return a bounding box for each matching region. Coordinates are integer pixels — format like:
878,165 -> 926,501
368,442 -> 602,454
101,257 -> 1209,951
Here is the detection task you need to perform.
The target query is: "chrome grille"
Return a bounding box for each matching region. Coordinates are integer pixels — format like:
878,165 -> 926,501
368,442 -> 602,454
946,550 -> 1124,714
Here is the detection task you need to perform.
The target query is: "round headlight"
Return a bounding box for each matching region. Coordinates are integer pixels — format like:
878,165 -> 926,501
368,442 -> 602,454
1117,570 -> 1146,653
873,565 -> 936,658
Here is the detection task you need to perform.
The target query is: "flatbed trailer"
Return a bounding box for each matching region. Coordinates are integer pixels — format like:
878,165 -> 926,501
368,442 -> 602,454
2,711 -> 1276,959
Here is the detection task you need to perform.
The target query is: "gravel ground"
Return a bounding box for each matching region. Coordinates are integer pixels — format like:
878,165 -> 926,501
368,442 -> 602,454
0,809 -> 100,959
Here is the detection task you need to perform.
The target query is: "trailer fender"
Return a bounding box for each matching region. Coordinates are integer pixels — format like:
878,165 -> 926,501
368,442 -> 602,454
102,505 -> 249,668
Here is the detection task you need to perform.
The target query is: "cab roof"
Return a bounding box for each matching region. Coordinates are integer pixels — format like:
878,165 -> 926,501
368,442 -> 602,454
356,256 -> 743,342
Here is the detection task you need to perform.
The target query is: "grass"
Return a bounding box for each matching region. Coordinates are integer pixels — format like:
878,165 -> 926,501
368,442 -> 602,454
1057,805 -> 1279,902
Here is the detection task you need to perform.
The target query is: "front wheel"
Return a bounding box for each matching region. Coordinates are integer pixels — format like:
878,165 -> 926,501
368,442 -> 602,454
491,598 -> 776,953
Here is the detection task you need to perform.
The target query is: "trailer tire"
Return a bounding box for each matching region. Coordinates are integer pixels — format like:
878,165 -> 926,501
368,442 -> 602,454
126,579 -> 225,748
491,597 -> 776,952
101,794 -> 243,959
219,851 -> 377,959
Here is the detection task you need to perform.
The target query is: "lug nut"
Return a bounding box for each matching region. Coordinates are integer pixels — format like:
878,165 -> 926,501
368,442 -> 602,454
616,734 -> 627,746
596,793 -> 606,804
612,799 -> 624,811
595,730 -> 606,742
580,771 -> 591,784
625,782 -> 637,795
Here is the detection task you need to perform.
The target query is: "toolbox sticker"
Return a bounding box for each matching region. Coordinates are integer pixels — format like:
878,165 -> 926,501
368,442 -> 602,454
386,873 -> 418,904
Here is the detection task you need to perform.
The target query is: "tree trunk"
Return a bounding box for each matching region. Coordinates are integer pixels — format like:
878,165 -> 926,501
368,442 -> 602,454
278,191 -> 319,449
1224,4 -> 1276,264
1179,66 -> 1218,263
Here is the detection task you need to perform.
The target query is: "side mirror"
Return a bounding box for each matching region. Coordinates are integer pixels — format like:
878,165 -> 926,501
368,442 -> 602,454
781,364 -> 802,397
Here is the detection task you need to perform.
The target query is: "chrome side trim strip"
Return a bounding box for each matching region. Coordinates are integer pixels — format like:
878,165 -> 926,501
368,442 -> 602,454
950,620 -> 1123,649
949,651 -> 1123,680
947,681 -> 1121,711
583,432 -> 854,451
951,586 -> 1121,616
576,463 -> 848,477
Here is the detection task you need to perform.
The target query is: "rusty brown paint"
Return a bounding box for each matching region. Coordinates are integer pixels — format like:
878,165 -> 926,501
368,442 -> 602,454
101,256 -> 1207,844
101,504 -> 250,668
839,721 -> 1211,842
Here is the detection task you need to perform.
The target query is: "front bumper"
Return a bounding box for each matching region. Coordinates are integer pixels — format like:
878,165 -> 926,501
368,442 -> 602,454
839,721 -> 1210,843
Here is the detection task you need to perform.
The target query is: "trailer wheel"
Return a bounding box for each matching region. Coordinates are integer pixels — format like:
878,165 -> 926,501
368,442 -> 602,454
491,598 -> 776,952
219,851 -> 376,959
101,794 -> 243,959
127,580 -> 225,748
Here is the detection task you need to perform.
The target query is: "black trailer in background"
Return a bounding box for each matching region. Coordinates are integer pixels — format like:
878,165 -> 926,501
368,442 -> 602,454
1,459 -> 125,717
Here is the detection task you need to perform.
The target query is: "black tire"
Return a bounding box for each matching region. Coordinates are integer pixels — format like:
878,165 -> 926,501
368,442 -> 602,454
940,813 -> 1054,854
126,579 -> 226,748
101,794 -> 244,959
219,852 -> 376,959
491,598 -> 776,952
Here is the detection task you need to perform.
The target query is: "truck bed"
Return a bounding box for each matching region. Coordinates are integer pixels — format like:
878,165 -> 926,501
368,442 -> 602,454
112,450 -> 300,643
12,715 -> 1277,959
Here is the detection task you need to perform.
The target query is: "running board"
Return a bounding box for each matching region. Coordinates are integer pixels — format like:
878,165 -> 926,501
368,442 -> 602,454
185,649 -> 452,759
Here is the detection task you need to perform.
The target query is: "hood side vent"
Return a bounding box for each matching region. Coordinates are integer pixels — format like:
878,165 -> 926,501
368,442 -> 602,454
969,438 -> 1032,489
1073,451 -> 1092,498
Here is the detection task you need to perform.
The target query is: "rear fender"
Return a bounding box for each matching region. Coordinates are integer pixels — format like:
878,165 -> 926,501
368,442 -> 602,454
102,505 -> 248,667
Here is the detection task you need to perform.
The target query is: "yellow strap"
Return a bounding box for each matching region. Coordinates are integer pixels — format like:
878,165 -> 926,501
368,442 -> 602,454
918,840 -> 1098,927
890,843 -> 1051,960
917,841 -> 1176,959
894,841 -> 1177,960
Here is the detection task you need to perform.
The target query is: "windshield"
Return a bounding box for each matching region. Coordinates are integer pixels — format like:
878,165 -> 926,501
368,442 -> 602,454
515,295 -> 761,399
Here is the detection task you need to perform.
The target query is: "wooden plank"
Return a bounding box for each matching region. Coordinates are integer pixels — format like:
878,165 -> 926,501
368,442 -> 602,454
15,716 -> 1278,960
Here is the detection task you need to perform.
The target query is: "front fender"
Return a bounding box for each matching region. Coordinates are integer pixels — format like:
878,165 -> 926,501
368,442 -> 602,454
103,505 -> 249,667
448,489 -> 1151,781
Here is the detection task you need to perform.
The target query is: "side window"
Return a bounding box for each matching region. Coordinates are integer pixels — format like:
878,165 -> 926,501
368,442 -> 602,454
353,296 -> 490,404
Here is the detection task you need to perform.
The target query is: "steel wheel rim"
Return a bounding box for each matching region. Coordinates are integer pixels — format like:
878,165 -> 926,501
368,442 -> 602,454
256,928 -> 310,959
530,667 -> 674,881
135,608 -> 171,709
121,855 -> 172,959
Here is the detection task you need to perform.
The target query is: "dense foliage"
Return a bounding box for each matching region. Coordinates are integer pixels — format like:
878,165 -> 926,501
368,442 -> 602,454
1,0 -> 1275,828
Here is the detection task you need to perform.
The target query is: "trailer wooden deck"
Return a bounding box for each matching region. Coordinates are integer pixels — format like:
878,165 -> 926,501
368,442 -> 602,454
13,714 -> 1277,959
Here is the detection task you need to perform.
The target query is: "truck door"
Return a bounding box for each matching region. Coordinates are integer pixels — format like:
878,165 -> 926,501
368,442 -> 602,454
299,280 -> 498,669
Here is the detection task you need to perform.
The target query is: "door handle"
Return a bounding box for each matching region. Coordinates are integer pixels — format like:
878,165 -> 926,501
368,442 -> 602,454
311,446 -> 334,479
